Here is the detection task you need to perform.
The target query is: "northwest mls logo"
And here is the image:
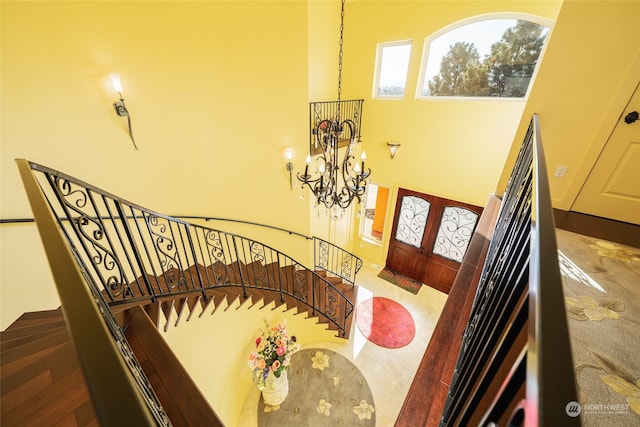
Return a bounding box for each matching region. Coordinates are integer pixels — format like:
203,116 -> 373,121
565,401 -> 581,417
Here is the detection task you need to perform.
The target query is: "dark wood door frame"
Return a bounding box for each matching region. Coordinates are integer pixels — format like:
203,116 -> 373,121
385,188 -> 483,294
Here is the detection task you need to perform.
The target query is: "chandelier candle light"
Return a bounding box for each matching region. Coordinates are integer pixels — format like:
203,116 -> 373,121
297,0 -> 370,210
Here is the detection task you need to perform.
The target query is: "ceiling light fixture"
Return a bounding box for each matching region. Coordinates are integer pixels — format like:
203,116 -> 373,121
297,0 -> 369,211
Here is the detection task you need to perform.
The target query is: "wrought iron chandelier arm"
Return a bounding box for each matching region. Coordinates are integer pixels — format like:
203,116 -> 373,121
340,147 -> 369,204
297,154 -> 330,204
315,119 -> 335,152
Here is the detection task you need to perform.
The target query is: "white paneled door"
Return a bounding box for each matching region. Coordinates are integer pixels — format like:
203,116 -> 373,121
573,82 -> 640,225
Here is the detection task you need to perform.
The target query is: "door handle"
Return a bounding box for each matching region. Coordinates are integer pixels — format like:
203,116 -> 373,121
624,111 -> 638,124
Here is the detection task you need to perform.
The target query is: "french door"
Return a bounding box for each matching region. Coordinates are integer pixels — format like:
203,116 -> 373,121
385,188 -> 483,294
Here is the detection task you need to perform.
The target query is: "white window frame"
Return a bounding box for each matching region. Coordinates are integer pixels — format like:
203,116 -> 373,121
416,13 -> 553,101
373,40 -> 413,99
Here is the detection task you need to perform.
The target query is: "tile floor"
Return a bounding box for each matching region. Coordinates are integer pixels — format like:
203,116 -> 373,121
237,262 -> 449,426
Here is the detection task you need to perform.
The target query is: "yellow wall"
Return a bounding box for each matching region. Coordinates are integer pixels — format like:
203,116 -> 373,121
161,297 -> 343,425
496,0 -> 640,209
0,1 -> 569,327
341,1 -> 562,265
1,1 -> 311,328
3,0 -> 639,422
3,0 -> 637,335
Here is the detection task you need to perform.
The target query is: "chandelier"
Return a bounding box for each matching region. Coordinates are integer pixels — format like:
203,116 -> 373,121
297,0 -> 370,210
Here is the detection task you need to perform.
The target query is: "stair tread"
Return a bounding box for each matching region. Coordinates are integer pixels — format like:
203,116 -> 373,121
1,342 -> 67,380
2,366 -> 92,426
1,318 -> 67,340
2,340 -> 81,397
1,368 -> 53,415
13,309 -> 63,321
5,310 -> 64,330
0,325 -> 68,353
1,329 -> 70,366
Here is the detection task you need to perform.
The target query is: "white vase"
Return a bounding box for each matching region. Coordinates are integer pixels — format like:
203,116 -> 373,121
261,369 -> 289,406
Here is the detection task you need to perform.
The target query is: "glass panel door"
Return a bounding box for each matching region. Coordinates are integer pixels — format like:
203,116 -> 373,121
394,195 -> 431,248
432,206 -> 480,262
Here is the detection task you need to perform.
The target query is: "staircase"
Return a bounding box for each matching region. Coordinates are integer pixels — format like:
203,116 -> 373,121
121,260 -> 358,336
1,263 -> 356,426
1,309 -> 98,426
7,158 -> 361,425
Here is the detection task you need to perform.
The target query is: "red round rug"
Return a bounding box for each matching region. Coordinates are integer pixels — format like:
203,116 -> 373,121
355,297 -> 416,348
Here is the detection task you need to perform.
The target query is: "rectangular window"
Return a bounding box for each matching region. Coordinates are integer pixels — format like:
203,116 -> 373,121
374,41 -> 412,98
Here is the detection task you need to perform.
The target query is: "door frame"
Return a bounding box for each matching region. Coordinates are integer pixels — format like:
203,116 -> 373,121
385,188 -> 483,293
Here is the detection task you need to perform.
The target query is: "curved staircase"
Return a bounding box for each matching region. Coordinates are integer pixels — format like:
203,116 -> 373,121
4,159 -> 361,426
1,282 -> 350,426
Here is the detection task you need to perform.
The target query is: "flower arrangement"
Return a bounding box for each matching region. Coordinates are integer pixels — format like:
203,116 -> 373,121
247,320 -> 299,389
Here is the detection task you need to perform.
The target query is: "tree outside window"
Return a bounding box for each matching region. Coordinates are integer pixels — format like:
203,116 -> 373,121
422,20 -> 549,98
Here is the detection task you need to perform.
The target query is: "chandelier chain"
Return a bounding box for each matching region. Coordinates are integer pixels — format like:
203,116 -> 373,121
337,0 -> 345,106
297,0 -> 369,211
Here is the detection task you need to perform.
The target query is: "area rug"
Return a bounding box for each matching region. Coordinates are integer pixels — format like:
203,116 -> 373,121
377,267 -> 421,294
257,348 -> 375,426
557,229 -> 640,426
355,297 -> 416,348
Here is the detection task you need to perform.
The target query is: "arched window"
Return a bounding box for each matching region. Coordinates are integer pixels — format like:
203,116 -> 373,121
418,16 -> 551,99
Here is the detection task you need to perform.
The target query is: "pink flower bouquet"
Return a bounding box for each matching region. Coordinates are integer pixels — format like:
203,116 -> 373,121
247,320 -> 299,389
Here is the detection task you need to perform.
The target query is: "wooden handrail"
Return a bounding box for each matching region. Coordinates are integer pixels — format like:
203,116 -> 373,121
396,115 -> 580,426
124,306 -> 223,426
528,114 -> 580,425
395,194 -> 502,427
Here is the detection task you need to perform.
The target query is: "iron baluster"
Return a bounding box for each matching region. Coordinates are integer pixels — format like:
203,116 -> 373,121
86,190 -> 133,299
182,224 -> 207,297
131,209 -> 165,298
46,174 -> 125,301
21,159 -> 358,343
231,235 -> 248,298
104,199 -> 145,298
113,203 -> 156,301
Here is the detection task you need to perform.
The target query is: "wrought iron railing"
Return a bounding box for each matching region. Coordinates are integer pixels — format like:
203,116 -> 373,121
17,159 -> 173,426
314,237 -> 362,286
439,115 -> 580,426
1,217 -> 363,291
309,99 -> 364,155
19,160 -> 355,337
174,217 -> 363,287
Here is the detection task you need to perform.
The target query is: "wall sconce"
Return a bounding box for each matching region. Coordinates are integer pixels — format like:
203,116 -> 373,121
109,73 -> 138,150
285,148 -> 294,189
387,142 -> 401,159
